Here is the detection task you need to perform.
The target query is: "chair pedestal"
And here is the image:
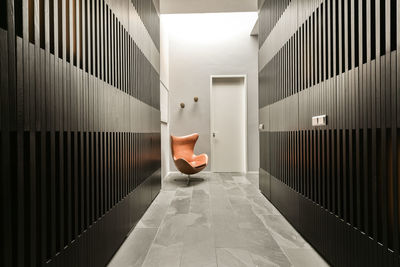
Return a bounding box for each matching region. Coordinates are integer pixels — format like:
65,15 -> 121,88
173,175 -> 204,186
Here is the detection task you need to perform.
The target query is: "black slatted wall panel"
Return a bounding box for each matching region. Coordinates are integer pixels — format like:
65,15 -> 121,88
0,0 -> 161,266
259,0 -> 400,266
258,0 -> 292,47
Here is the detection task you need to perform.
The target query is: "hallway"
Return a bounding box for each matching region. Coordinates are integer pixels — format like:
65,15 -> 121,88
109,173 -> 328,267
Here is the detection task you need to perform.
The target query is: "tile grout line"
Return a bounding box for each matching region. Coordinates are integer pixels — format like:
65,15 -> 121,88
178,180 -> 194,267
235,173 -> 294,267
226,173 -> 259,267
208,174 -> 219,267
140,191 -> 175,267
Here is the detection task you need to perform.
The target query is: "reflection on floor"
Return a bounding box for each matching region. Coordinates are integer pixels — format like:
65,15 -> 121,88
108,172 -> 329,267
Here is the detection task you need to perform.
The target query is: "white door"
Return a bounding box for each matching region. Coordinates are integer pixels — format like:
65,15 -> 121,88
211,76 -> 246,173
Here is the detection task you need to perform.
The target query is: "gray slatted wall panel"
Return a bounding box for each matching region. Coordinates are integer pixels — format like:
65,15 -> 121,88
259,0 -> 400,266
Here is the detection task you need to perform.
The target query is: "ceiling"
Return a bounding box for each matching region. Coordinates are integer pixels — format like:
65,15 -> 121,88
160,0 -> 257,14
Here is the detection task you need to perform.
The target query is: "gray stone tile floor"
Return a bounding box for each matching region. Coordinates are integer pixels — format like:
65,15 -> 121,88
108,172 -> 329,267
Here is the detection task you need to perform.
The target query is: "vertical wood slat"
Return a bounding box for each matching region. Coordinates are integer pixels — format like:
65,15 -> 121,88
371,0 -> 379,245
111,12 -> 114,87
5,2 -> 16,267
74,0 -> 80,240
398,0 -> 400,129
394,0 -> 400,254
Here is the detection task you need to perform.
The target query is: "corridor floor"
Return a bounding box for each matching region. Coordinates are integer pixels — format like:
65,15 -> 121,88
108,173 -> 328,267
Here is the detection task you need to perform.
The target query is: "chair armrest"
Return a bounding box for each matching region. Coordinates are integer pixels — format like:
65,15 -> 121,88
192,154 -> 208,168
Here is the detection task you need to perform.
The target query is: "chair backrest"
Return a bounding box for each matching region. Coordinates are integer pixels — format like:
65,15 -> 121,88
170,133 -> 199,162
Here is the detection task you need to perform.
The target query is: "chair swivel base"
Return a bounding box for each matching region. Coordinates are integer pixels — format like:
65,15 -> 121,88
173,175 -> 204,186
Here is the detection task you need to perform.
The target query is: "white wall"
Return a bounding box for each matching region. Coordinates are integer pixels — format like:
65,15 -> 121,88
162,12 -> 259,172
160,0 -> 257,14
160,16 -> 170,179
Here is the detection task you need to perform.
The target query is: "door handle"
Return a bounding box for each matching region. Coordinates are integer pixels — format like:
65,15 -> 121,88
212,132 -> 216,138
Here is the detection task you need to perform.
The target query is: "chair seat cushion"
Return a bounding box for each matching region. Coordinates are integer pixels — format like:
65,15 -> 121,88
190,154 -> 208,169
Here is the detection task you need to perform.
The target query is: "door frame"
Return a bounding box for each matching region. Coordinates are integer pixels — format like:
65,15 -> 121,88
209,74 -> 248,173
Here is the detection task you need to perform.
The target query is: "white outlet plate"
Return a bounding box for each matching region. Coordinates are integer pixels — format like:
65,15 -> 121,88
312,115 -> 327,126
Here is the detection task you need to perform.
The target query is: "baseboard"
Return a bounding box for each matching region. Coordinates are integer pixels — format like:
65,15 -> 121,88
166,171 -> 258,176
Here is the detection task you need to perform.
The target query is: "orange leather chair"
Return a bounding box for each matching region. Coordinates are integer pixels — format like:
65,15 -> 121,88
171,133 -> 208,184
